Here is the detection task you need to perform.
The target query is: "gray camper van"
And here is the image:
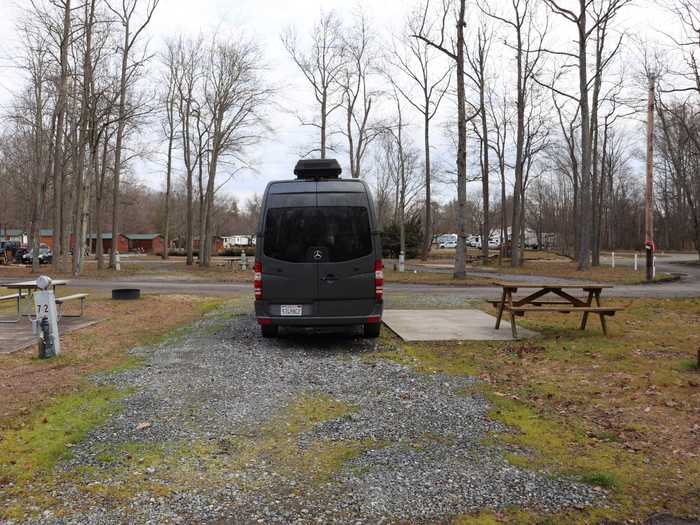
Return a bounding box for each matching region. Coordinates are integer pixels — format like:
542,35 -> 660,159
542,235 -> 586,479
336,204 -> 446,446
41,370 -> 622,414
254,159 -> 383,338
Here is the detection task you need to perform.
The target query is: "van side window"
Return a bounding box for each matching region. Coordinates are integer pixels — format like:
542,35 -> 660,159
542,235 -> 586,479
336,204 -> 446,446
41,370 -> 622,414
264,206 -> 372,263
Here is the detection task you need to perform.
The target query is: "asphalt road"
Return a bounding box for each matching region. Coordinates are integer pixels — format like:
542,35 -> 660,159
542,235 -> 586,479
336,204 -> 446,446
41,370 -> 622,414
2,254 -> 698,299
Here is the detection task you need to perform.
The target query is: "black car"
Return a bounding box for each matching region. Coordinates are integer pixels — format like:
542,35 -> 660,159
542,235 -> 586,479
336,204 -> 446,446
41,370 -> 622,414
22,244 -> 53,264
254,159 -> 383,338
0,240 -> 18,255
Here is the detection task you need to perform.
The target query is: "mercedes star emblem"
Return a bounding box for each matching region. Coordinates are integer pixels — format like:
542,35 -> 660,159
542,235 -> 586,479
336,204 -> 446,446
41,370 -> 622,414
313,249 -> 323,260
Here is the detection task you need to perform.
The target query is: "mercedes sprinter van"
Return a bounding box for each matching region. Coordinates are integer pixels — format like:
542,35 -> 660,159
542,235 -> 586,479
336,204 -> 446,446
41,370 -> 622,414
254,159 -> 383,338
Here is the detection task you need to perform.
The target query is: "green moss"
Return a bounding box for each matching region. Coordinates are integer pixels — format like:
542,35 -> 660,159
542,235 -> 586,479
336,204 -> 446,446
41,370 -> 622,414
0,386 -> 125,484
580,471 -> 618,489
106,355 -> 144,373
48,392 -> 382,509
678,359 -> 699,372
453,511 -> 507,525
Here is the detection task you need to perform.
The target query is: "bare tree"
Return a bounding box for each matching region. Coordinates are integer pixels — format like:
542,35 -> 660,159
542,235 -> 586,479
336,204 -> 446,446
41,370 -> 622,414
542,0 -> 631,270
486,86 -> 514,253
480,0 -> 547,267
282,11 -> 346,159
339,10 -> 382,180
160,42 -> 178,260
105,0 -> 160,269
71,0 -> 97,275
200,36 -> 269,266
414,0 -> 469,279
47,0 -> 72,271
15,16 -> 55,273
388,4 -> 453,260
172,35 -> 204,266
466,22 -> 493,262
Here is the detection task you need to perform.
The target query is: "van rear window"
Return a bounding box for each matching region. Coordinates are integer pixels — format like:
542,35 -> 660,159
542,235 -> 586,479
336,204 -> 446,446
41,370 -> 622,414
264,207 -> 372,263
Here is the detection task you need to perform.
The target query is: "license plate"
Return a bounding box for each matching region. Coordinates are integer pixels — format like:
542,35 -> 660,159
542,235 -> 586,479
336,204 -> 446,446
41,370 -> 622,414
280,305 -> 303,316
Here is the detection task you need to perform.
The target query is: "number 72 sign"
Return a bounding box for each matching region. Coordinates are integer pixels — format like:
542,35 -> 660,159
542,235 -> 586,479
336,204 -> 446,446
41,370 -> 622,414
34,290 -> 61,356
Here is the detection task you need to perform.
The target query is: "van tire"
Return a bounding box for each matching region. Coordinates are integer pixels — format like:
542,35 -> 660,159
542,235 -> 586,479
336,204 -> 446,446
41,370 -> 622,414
363,323 -> 381,338
261,324 -> 279,338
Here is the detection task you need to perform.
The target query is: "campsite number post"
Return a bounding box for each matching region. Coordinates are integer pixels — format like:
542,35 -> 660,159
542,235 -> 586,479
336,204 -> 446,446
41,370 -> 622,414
33,275 -> 61,357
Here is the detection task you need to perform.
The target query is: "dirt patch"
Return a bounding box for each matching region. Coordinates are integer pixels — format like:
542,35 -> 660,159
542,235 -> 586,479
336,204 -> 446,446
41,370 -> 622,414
0,294 -> 221,424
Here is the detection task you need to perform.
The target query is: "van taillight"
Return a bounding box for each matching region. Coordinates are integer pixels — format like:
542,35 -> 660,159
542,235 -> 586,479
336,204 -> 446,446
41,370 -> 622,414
374,259 -> 384,301
254,261 -> 262,299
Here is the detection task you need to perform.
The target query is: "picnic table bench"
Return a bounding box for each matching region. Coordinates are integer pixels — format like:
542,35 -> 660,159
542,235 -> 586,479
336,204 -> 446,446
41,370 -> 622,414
0,291 -> 28,323
489,281 -> 624,338
3,280 -> 88,320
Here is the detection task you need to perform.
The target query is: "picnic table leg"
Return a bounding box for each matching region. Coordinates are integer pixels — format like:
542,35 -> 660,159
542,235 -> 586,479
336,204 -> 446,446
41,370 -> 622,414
595,290 -> 608,335
579,289 -> 594,330
495,288 -> 507,329
507,289 -> 518,339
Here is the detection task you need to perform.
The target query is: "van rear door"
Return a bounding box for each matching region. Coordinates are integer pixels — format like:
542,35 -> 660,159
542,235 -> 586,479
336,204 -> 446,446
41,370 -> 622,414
260,191 -> 318,313
315,192 -> 376,315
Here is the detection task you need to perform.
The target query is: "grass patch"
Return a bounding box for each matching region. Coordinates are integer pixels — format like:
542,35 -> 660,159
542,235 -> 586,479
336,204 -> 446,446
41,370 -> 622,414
39,392 -> 383,511
0,386 -> 127,519
0,386 -> 125,482
370,298 -> 700,524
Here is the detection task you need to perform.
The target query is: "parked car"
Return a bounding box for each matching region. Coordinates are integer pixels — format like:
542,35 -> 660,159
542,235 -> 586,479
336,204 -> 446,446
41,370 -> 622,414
22,244 -> 52,264
14,247 -> 29,263
254,159 -> 383,338
439,240 -> 457,249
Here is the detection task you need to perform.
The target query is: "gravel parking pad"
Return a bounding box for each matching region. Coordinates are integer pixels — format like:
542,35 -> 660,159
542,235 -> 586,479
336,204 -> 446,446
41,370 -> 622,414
19,312 -> 599,524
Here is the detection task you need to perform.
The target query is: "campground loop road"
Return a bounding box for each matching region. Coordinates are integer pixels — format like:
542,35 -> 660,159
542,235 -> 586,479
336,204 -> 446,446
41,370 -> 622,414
1,254 -> 699,298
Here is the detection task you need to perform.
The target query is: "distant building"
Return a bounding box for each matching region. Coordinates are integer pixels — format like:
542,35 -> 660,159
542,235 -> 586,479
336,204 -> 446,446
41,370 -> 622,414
84,233 -> 130,254
0,229 -> 24,243
193,236 -> 225,255
127,234 -> 165,255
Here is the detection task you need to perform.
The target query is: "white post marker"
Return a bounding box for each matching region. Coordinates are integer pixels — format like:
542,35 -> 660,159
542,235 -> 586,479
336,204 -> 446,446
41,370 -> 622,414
653,256 -> 656,279
611,251 -> 615,268
115,251 -> 121,271
634,253 -> 638,271
399,252 -> 405,273
33,275 -> 61,356
240,250 -> 247,271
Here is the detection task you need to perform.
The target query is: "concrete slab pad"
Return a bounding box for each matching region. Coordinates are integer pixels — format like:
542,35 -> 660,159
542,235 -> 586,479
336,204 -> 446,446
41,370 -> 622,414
0,318 -> 101,354
383,309 -> 538,341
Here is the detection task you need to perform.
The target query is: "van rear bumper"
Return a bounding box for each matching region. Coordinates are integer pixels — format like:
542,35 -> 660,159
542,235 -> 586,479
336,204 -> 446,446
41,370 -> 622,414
256,314 -> 381,327
255,300 -> 382,326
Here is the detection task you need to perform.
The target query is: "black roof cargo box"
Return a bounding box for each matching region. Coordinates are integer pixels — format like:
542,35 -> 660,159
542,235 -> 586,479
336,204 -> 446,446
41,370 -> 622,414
294,159 -> 341,179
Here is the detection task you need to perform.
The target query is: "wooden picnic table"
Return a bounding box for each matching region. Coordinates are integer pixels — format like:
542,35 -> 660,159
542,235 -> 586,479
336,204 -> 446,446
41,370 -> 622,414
490,281 -> 622,338
4,279 -> 69,320
5,279 -> 69,294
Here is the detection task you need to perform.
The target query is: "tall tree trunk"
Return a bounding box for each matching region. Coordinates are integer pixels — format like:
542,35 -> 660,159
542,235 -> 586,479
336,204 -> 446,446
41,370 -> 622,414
110,21 -> 131,269
422,108 -> 432,260
577,3 -> 592,271
52,0 -> 71,271
480,85 -> 489,263
320,93 -> 327,159
163,94 -> 174,260
72,0 -> 96,276
511,24 -> 525,268
454,0 -> 467,279
95,127 -> 108,269
500,161 -> 507,254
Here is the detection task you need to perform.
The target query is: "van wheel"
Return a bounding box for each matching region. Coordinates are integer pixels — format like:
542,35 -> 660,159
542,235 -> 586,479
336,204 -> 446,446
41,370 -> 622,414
261,324 -> 278,338
363,323 -> 381,338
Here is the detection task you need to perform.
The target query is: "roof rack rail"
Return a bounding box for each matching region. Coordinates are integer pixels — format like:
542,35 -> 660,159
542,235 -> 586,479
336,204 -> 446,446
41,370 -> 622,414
294,159 -> 342,179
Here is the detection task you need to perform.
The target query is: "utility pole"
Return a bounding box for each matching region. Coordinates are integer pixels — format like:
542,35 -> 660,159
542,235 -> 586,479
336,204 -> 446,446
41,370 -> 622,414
644,73 -> 656,282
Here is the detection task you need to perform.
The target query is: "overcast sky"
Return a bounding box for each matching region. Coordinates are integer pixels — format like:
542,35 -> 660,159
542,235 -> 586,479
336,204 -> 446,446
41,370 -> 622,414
0,0 -> 679,206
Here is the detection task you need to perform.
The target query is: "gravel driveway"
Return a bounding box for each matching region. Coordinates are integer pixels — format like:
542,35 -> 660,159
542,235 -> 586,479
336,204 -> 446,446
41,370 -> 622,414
20,310 -> 599,525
